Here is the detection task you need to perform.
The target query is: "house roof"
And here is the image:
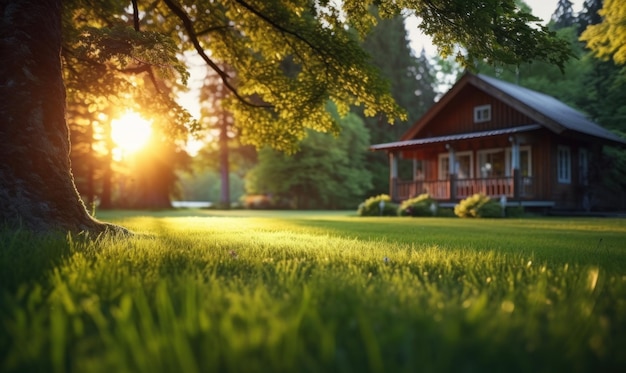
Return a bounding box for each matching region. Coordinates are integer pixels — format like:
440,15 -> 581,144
475,74 -> 625,145
370,124 -> 541,151
388,72 -> 625,150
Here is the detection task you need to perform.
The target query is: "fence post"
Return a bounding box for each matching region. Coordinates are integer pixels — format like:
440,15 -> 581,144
450,174 -> 457,201
389,151 -> 398,201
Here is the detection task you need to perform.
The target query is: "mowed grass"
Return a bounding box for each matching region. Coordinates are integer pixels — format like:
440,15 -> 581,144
1,211 -> 626,373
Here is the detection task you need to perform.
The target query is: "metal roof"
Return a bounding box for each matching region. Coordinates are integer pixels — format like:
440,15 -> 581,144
475,74 -> 626,145
370,124 -> 542,151
386,73 -> 625,150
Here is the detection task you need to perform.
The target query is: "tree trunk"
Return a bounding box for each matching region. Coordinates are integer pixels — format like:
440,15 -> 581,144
219,114 -> 230,209
99,121 -> 114,209
0,0 -> 120,233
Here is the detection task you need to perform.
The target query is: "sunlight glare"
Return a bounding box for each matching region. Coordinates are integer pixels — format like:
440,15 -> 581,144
111,111 -> 153,159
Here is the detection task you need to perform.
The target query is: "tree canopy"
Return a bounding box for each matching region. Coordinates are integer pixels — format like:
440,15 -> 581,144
580,0 -> 626,66
63,0 -> 573,153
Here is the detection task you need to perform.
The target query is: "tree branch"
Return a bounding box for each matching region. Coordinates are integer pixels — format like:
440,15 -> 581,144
128,0 -> 162,93
132,0 -> 140,31
232,0 -> 328,59
195,24 -> 234,37
162,0 -> 271,108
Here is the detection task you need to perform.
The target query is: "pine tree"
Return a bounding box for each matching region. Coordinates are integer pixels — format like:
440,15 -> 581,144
195,65 -> 258,208
360,14 -> 437,142
578,0 -> 604,35
551,0 -> 577,29
359,13 -> 438,195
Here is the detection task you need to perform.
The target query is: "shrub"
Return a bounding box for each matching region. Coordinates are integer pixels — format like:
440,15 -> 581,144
357,194 -> 398,216
454,194 -> 504,218
435,207 -> 456,217
477,200 -> 504,218
506,206 -> 525,218
398,194 -> 438,217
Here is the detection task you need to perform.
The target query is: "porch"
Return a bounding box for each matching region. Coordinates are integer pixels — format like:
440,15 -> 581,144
393,175 -> 536,202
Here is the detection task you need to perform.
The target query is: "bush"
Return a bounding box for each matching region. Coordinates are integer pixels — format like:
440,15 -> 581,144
437,207 -> 456,217
454,194 -> 504,218
506,206 -> 525,218
357,194 -> 399,216
398,194 -> 438,217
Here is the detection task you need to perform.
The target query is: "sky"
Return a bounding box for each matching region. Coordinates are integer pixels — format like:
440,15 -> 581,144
408,0 -> 586,55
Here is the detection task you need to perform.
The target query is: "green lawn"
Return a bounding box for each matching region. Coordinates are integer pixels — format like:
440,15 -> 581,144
1,210 -> 625,372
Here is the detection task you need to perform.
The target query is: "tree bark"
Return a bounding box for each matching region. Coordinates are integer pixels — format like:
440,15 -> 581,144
0,0 -> 120,233
219,113 -> 230,209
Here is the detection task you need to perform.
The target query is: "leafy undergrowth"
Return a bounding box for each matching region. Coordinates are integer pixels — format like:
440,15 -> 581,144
1,213 -> 625,372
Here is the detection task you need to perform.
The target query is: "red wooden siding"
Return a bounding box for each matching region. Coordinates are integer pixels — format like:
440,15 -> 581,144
415,86 -> 535,139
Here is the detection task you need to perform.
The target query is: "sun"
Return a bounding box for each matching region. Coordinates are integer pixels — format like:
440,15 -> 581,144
110,111 -> 153,158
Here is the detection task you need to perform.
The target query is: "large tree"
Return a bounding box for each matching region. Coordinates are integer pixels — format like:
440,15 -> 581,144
0,0 -> 116,233
0,0 -> 572,233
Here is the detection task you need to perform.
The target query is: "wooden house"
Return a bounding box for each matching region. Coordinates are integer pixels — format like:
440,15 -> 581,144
370,73 -> 626,211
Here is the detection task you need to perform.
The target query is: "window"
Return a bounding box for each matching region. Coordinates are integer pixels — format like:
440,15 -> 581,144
439,151 -> 473,180
474,104 -> 491,123
557,146 -> 571,183
439,155 -> 450,180
413,160 -> 424,181
478,149 -> 506,177
505,146 -> 532,177
579,148 -> 589,185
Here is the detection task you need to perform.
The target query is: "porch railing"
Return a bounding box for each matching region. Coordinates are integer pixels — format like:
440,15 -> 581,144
395,177 -> 534,201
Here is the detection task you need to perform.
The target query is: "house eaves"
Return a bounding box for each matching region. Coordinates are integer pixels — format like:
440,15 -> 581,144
371,124 -> 542,152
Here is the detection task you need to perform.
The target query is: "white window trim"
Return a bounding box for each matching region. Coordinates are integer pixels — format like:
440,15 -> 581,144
438,153 -> 449,180
439,151 -> 474,180
477,148 -> 505,177
474,104 -> 492,123
557,145 -> 571,184
505,145 -> 532,177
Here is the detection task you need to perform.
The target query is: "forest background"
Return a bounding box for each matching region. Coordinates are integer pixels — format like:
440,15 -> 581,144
67,0 -> 626,211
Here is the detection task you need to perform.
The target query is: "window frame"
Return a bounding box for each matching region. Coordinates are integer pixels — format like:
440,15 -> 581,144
557,145 -> 571,184
505,145 -> 532,177
438,151 -> 474,180
473,104 -> 492,123
477,148 -> 506,178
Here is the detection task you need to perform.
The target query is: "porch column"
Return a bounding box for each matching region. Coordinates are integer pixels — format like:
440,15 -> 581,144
389,151 -> 398,201
510,136 -> 521,199
446,144 -> 457,200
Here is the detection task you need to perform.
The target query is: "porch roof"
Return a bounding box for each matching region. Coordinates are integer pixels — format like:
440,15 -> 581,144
370,124 -> 541,152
